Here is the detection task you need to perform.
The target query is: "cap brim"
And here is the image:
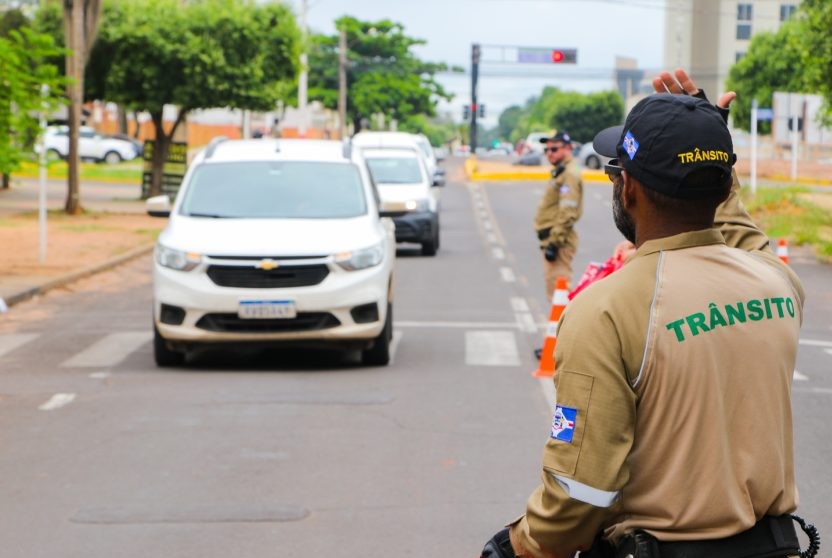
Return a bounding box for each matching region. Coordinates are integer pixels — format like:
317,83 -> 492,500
593,125 -> 624,158
538,137 -> 552,144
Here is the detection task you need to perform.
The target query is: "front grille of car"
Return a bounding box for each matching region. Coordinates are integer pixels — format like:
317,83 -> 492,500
206,264 -> 329,288
195,312 -> 341,333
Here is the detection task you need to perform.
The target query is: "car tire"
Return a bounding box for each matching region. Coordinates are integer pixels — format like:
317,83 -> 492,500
361,303 -> 392,366
585,155 -> 601,169
421,222 -> 439,256
103,151 -> 123,164
154,324 -> 185,367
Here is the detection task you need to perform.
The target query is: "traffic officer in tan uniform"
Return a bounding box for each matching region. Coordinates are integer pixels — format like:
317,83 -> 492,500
534,131 -> 583,300
480,74 -> 814,558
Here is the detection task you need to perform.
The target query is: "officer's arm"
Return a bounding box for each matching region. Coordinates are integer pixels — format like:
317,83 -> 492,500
546,171 -> 582,247
535,184 -> 559,246
510,301 -> 636,558
714,170 -> 772,253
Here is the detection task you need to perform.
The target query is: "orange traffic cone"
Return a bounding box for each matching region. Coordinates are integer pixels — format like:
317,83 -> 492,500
777,238 -> 789,264
533,276 -> 569,379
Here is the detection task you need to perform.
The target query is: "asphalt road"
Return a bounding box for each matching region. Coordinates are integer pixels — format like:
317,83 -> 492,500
1,158 -> 830,556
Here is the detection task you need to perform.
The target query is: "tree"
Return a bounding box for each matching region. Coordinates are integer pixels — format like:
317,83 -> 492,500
548,90 -> 624,144
63,0 -> 103,214
85,0 -> 300,197
725,20 -> 809,133
0,27 -> 66,190
799,0 -> 832,126
307,16 -> 454,133
497,105 -> 523,141
397,113 -> 458,147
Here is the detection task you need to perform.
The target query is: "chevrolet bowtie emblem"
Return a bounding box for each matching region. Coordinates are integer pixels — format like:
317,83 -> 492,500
256,259 -> 279,270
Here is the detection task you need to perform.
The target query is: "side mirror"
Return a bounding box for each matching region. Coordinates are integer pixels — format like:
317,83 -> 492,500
146,195 -> 172,217
432,170 -> 446,187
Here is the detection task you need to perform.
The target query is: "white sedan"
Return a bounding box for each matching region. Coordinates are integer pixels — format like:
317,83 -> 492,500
44,125 -> 140,164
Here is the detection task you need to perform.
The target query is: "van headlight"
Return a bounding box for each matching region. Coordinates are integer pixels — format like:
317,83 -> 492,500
334,243 -> 384,271
404,199 -> 430,212
155,243 -> 202,271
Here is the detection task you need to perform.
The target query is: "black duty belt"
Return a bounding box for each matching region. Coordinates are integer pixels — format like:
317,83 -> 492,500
616,515 -> 801,558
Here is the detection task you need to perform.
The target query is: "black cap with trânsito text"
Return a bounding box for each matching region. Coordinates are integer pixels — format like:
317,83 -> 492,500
593,94 -> 736,199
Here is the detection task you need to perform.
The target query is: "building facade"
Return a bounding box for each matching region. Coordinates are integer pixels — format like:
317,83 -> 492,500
664,0 -> 800,98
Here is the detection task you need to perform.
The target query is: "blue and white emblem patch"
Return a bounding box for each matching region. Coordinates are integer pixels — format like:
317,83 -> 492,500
559,185 -> 570,194
550,405 -> 578,442
622,130 -> 640,160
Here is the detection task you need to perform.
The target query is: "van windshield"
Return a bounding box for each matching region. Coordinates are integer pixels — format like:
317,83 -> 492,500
179,161 -> 367,219
366,157 -> 424,185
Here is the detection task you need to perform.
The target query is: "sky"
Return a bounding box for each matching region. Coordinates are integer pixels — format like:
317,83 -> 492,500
287,0 -> 667,126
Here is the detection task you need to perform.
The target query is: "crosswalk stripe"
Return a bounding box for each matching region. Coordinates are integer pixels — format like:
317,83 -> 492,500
794,370 -> 809,381
0,333 -> 39,358
39,393 -> 76,411
465,330 -> 520,366
61,331 -> 151,368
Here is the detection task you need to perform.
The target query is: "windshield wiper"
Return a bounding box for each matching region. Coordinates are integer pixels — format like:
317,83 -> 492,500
186,212 -> 228,218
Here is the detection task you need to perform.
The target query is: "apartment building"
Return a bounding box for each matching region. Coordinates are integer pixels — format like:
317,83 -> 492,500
664,0 -> 800,98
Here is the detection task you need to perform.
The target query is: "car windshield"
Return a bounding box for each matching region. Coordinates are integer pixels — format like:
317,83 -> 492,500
366,157 -> 423,184
179,161 -> 367,219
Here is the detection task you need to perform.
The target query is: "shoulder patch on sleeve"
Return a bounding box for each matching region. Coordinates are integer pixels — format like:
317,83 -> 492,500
550,405 -> 578,442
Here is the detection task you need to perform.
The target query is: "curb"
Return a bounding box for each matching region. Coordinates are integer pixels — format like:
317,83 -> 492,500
463,158 -> 608,182
1,243 -> 154,310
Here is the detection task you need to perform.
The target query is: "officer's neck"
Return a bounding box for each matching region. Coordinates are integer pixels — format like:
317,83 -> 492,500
635,210 -> 716,248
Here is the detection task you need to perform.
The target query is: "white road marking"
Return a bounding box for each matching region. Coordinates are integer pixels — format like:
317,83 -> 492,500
397,320 -> 519,329
492,247 -> 505,260
799,338 -> 832,348
794,387 -> 832,395
824,349 -> 832,357
510,297 -> 530,313
483,221 -> 493,231
0,333 -> 38,358
516,312 -> 538,334
465,331 -> 520,366
500,267 -> 516,282
486,233 -> 498,244
794,370 -> 809,381
61,332 -> 151,368
39,393 -> 76,411
389,330 -> 403,364
88,372 -> 111,379
539,377 -> 556,407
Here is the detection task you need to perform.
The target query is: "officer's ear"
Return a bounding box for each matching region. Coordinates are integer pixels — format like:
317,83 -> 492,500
620,170 -> 638,210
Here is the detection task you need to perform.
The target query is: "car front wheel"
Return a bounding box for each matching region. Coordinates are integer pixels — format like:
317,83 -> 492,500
103,151 -> 123,164
421,222 -> 440,256
154,324 -> 185,367
585,155 -> 601,169
361,303 -> 392,366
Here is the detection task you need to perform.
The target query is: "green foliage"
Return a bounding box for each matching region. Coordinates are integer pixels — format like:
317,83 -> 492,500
800,0 -> 832,126
503,88 -> 623,144
725,20 -> 809,133
0,27 -> 66,176
0,8 -> 30,37
397,114 -> 459,147
307,16 -> 454,131
85,0 -> 300,114
497,106 -> 523,141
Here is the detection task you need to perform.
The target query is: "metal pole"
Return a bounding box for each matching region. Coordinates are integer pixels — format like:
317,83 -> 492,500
298,0 -> 308,137
338,27 -> 347,138
750,99 -> 757,196
39,84 -> 49,264
470,43 -> 480,153
791,115 -> 798,181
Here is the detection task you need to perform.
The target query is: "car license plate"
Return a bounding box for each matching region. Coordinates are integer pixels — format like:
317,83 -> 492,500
238,300 -> 296,319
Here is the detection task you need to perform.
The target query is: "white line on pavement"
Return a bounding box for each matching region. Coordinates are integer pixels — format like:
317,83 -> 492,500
824,349 -> 832,357
492,247 -> 506,260
0,333 -> 38,359
39,393 -> 76,411
61,332 -> 151,368
539,377 -> 556,407
88,372 -> 111,379
799,338 -> 832,348
794,370 -> 809,381
465,331 -> 520,366
500,267 -> 516,282
396,320 -> 519,329
389,330 -> 403,364
516,312 -> 538,334
510,297 -> 530,313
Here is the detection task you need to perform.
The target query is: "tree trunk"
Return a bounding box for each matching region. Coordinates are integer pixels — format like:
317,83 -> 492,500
64,1 -> 83,215
2,173 -> 9,190
148,108 -> 187,198
117,105 -> 128,135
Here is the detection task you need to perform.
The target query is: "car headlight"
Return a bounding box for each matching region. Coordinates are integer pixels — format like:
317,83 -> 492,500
334,243 -> 384,271
155,243 -> 202,271
404,199 -> 430,212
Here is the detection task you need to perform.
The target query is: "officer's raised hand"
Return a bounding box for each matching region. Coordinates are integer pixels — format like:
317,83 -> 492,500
480,528 -> 517,558
652,68 -> 736,119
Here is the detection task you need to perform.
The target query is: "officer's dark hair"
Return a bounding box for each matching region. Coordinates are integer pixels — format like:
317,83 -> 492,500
641,167 -> 732,217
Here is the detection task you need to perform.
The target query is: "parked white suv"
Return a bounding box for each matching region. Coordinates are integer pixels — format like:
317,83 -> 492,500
146,138 -> 396,366
44,125 -> 140,163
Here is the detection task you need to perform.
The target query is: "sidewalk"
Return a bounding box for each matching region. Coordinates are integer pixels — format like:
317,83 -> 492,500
0,177 -> 162,310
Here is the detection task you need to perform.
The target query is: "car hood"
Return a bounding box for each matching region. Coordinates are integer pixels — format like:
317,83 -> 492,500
377,183 -> 430,209
159,215 -> 383,256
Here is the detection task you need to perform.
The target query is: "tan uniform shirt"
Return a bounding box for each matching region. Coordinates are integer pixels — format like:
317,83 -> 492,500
513,180 -> 805,557
533,156 -> 583,250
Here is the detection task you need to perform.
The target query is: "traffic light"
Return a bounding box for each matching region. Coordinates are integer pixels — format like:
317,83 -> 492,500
463,105 -> 470,120
551,48 -> 577,64
477,104 -> 485,118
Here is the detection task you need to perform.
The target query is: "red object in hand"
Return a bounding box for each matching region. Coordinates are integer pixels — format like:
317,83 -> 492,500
569,253 -> 625,300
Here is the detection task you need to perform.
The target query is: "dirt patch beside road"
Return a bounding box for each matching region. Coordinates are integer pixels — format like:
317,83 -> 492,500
0,211 -> 164,280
